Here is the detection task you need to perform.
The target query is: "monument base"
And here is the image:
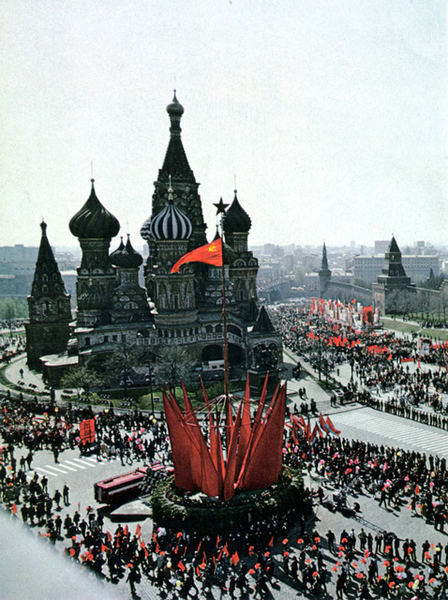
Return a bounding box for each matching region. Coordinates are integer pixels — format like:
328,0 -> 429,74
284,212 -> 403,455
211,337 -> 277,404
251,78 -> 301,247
150,466 -> 304,536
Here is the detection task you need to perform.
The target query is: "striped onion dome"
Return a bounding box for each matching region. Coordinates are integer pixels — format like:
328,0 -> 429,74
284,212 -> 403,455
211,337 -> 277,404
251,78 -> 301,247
149,181 -> 192,241
150,200 -> 192,240
69,179 -> 120,239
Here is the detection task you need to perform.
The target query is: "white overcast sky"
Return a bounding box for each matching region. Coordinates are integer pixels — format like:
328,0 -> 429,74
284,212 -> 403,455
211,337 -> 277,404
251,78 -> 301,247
1,0 -> 446,251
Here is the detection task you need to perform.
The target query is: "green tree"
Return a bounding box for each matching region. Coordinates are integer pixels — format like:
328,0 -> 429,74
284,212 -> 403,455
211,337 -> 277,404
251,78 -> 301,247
0,297 -> 28,320
60,365 -> 103,399
155,345 -> 193,397
101,341 -> 144,391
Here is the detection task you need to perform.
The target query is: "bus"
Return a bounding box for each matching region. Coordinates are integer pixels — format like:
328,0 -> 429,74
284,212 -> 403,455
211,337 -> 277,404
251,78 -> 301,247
94,467 -> 149,504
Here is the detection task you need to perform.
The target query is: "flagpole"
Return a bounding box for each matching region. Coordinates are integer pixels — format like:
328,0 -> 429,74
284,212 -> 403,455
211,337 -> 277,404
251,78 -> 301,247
221,243 -> 230,399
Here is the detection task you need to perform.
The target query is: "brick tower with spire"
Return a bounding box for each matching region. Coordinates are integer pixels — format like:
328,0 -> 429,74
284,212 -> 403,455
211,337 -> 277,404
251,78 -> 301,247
373,235 -> 415,314
318,242 -> 331,296
25,221 -> 72,370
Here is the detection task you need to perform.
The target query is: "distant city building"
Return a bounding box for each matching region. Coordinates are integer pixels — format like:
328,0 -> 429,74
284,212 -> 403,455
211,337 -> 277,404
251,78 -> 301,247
374,240 -> 389,254
354,254 -> 440,285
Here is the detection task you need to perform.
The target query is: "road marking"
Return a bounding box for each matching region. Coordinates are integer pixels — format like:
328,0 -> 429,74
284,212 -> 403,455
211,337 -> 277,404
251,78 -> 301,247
34,467 -> 57,477
64,460 -> 86,470
82,456 -> 98,464
44,464 -> 71,475
60,462 -> 78,472
334,409 -> 448,456
72,458 -> 96,468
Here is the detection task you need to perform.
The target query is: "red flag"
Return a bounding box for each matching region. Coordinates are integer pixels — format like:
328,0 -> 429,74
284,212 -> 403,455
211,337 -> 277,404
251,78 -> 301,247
231,551 -> 240,566
178,561 -> 186,572
171,237 -> 223,273
318,414 -> 330,434
268,536 -> 274,547
135,524 -> 142,537
325,416 -> 340,435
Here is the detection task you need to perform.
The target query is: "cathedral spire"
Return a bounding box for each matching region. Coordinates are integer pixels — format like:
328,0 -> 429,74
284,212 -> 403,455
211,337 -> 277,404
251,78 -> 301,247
321,242 -> 329,271
318,242 -> 331,295
26,221 -> 72,370
31,221 -> 67,299
160,91 -> 195,181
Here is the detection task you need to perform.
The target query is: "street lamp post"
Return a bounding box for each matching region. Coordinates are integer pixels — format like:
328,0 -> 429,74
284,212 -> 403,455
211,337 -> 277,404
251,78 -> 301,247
146,362 -> 155,415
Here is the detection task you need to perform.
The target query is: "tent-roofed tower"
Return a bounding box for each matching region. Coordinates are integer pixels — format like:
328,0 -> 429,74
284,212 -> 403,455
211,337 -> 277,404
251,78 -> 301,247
25,221 -> 72,370
373,235 -> 415,314
319,242 -> 331,295
378,236 -> 411,283
148,91 -> 207,249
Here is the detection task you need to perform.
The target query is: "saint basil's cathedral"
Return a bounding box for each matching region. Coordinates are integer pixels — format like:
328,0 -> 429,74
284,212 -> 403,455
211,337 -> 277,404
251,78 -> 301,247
25,93 -> 282,385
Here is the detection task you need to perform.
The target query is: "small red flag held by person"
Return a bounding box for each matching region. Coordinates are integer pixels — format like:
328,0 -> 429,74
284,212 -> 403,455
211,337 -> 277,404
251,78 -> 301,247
232,552 -> 240,566
178,561 -> 186,572
171,237 -> 223,273
268,536 -> 274,547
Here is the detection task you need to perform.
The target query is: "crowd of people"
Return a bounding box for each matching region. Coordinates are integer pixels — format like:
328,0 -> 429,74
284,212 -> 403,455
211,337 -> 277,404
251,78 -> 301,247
1,301 -> 448,597
273,303 -> 448,416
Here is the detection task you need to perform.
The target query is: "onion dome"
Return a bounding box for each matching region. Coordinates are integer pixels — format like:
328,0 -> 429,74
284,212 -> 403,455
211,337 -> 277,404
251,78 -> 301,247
109,236 -> 125,265
223,190 -> 251,234
110,235 -> 143,268
140,216 -> 152,241
69,179 -> 120,239
150,182 -> 192,241
166,90 -> 184,118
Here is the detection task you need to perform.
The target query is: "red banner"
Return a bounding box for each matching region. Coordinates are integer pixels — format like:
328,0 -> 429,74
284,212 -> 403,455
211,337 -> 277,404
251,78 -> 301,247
79,419 -> 95,444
